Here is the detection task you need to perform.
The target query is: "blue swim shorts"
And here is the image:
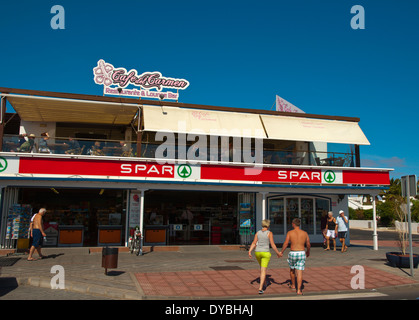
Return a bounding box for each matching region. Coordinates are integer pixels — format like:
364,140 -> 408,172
32,229 -> 42,248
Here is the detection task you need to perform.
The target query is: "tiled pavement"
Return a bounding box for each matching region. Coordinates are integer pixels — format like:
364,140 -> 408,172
0,240 -> 418,300
134,265 -> 416,299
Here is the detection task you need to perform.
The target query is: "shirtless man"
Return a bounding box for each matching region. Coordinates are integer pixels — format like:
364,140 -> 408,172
28,208 -> 47,261
279,218 -> 311,295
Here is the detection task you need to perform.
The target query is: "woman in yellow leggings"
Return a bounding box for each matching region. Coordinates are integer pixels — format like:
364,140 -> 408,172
248,219 -> 281,294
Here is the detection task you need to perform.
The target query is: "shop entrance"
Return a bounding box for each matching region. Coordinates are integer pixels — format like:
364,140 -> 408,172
144,190 -> 238,245
268,195 -> 330,237
19,188 -> 127,247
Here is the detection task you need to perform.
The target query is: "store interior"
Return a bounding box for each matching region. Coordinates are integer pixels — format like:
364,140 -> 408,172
13,188 -> 241,247
19,188 -> 127,247
144,190 -> 239,245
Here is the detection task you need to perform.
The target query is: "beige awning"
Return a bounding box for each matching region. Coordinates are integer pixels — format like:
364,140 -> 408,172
142,105 -> 267,138
6,94 -> 139,125
260,114 -> 370,145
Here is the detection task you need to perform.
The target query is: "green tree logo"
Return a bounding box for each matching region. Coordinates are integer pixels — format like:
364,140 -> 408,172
177,164 -> 192,178
324,170 -> 336,183
0,157 -> 8,173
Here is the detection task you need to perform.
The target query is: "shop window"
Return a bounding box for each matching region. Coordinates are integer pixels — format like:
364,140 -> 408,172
268,198 -> 284,235
268,196 -> 330,235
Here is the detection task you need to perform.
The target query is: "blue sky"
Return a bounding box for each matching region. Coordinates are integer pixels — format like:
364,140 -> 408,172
0,0 -> 418,179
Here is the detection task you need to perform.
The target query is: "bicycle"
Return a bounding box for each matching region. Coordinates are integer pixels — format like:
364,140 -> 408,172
129,227 -> 142,256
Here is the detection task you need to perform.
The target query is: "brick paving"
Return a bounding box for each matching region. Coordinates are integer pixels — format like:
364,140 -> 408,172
0,239 -> 418,300
134,265 -> 417,298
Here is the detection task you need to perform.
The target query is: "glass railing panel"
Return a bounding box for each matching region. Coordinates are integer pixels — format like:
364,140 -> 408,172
2,135 -> 137,158
2,135 -> 356,167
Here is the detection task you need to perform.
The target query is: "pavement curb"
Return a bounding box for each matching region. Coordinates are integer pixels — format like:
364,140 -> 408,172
20,276 -> 143,300
5,272 -> 419,300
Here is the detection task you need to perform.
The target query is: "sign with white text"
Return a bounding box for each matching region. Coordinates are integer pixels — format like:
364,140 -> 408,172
0,156 -> 390,186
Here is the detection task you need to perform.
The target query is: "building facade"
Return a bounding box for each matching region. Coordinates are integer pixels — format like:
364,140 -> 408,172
0,87 -> 391,249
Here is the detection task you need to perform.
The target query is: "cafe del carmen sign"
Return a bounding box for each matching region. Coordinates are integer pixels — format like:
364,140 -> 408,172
93,59 -> 190,100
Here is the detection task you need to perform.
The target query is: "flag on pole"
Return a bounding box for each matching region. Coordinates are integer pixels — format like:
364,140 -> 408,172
275,95 -> 305,113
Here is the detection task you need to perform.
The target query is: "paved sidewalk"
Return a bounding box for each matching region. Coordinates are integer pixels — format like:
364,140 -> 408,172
0,242 -> 418,300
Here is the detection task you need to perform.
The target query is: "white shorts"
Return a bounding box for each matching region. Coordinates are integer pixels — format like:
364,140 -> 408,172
326,230 -> 336,238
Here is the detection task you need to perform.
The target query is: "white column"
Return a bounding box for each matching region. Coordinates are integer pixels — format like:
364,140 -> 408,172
372,196 -> 378,250
139,189 -> 145,255
261,192 -> 267,221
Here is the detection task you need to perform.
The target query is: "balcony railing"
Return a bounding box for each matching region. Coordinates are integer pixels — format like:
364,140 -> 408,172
2,135 -> 136,157
2,134 -> 356,167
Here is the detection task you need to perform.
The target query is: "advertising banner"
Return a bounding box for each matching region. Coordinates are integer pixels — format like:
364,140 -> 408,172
0,156 -> 390,186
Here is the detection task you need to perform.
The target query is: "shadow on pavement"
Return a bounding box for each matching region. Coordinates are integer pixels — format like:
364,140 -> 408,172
0,277 -> 19,297
42,253 -> 65,259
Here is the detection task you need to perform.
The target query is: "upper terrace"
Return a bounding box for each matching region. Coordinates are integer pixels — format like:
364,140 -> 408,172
0,87 -> 369,168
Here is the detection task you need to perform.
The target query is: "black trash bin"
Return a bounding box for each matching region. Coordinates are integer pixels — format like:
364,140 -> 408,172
102,247 -> 118,275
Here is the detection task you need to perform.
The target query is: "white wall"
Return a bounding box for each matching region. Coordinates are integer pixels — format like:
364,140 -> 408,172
350,220 -> 374,229
395,221 -> 419,235
20,121 -> 57,144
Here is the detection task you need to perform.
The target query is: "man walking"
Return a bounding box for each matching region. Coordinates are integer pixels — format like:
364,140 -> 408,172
336,210 -> 349,252
28,208 -> 47,261
279,218 -> 310,295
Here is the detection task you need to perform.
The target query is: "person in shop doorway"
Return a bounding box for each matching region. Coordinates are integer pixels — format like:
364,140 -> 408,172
181,207 -> 193,241
336,210 -> 349,252
28,208 -> 47,261
324,211 -> 337,251
248,219 -> 282,294
279,218 -> 311,296
321,210 -> 328,249
149,209 -> 157,224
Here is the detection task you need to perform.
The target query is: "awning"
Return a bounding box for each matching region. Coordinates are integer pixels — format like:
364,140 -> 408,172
142,105 -> 267,138
5,94 -> 140,125
260,114 -> 370,145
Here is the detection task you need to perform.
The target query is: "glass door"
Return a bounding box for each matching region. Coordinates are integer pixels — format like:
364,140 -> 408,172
268,198 -> 284,235
268,196 -> 330,237
286,198 -> 299,232
300,198 -> 314,234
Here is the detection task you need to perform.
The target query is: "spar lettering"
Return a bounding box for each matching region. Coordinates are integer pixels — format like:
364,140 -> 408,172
120,164 -> 174,176
278,170 -> 321,181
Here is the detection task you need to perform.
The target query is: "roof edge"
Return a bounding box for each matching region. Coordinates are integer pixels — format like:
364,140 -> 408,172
0,87 -> 361,123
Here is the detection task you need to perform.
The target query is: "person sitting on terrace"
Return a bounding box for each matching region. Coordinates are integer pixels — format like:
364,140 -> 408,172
118,141 -> 132,157
17,134 -> 36,153
64,137 -> 81,155
38,132 -> 51,154
18,133 -> 27,146
87,141 -> 104,156
7,133 -> 27,152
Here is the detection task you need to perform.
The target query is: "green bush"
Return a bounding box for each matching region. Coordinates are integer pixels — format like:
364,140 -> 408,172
411,200 -> 419,223
376,201 -> 395,227
348,207 -> 374,220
